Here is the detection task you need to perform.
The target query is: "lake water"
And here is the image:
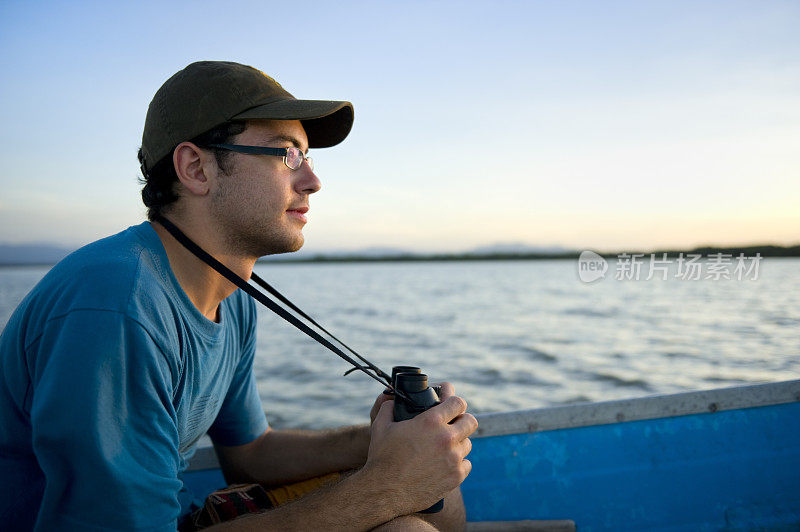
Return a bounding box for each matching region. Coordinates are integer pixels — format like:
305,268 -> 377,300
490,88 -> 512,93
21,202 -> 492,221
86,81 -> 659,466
1,258 -> 798,429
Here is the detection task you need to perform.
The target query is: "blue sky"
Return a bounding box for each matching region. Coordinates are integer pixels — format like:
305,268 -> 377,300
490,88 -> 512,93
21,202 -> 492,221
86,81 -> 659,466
1,1 -> 798,252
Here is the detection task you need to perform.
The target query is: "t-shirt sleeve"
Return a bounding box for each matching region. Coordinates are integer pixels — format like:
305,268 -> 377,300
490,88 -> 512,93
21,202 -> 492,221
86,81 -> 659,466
207,298 -> 268,446
29,309 -> 182,531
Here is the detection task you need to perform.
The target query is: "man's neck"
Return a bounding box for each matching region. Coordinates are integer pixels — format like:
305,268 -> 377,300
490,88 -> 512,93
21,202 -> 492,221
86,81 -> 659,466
150,217 -> 256,323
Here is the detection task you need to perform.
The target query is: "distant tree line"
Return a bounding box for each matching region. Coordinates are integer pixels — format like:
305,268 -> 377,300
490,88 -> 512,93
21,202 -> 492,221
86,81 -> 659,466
259,244 -> 800,264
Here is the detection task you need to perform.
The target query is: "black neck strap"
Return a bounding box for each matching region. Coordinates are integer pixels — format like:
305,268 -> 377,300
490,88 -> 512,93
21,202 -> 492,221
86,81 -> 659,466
153,215 -> 397,394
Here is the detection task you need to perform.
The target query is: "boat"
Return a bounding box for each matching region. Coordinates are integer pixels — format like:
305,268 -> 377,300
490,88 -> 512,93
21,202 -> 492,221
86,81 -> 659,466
185,379 -> 800,531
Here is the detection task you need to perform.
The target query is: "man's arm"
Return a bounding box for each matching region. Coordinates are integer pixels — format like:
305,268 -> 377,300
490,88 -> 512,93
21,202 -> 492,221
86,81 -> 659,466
214,383 -> 447,486
207,464 -> 398,531
210,394 -> 477,531
29,310 -> 183,530
214,424 -> 370,486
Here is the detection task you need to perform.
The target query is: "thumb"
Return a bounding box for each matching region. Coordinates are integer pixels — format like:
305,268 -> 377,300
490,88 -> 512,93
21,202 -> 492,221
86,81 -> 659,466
373,399 -> 395,427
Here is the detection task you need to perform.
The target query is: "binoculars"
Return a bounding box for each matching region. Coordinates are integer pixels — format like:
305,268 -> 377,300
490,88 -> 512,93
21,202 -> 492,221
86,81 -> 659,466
391,366 -> 444,514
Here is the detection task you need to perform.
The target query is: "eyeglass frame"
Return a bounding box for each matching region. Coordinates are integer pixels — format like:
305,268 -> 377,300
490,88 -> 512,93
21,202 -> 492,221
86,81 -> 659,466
207,143 -> 313,171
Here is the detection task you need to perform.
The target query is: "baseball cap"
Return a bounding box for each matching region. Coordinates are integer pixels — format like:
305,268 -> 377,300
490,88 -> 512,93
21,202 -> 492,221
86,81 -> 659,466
140,61 -> 354,172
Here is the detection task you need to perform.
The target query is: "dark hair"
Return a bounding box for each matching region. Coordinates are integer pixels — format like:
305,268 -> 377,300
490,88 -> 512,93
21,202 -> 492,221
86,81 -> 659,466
138,120 -> 247,220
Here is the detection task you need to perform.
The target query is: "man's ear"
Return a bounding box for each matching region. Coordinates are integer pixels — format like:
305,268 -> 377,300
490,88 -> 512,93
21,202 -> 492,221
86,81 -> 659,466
172,142 -> 213,196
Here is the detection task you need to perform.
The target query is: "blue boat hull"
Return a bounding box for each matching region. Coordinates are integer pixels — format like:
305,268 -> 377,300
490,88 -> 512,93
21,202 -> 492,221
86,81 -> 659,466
463,401 -> 800,531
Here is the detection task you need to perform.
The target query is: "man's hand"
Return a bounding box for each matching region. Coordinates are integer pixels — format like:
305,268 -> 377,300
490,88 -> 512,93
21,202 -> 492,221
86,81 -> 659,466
364,384 -> 478,516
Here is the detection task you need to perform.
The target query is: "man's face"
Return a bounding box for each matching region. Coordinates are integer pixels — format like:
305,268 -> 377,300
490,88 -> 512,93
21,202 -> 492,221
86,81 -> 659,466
209,119 -> 321,257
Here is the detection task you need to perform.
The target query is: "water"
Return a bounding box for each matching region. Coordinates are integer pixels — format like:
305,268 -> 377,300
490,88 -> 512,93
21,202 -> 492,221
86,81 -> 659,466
1,259 -> 798,429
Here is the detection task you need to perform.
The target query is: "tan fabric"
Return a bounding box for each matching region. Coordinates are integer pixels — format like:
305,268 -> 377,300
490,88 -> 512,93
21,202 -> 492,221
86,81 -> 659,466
264,471 -> 341,507
180,472 -> 342,531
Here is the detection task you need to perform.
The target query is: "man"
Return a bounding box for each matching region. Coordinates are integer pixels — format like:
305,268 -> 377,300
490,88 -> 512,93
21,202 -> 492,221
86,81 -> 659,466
0,61 -> 477,531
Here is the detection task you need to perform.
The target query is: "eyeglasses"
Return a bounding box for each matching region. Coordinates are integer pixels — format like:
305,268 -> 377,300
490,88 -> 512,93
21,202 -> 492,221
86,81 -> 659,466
207,143 -> 313,171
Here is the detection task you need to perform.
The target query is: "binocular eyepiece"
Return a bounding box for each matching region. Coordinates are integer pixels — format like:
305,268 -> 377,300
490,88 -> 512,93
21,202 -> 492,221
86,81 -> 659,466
390,366 -> 444,514
392,366 -> 441,420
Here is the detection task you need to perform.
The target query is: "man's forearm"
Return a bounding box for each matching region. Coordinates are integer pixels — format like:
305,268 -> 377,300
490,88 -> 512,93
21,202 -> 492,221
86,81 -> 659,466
207,465 -> 398,532
217,425 -> 371,486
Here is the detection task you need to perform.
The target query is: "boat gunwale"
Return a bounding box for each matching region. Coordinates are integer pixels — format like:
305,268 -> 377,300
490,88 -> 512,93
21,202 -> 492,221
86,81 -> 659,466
474,378 -> 800,438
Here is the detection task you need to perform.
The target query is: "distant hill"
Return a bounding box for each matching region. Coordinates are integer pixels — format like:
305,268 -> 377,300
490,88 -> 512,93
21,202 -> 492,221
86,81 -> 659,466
0,244 -> 74,265
595,244 -> 800,259
468,243 -> 572,256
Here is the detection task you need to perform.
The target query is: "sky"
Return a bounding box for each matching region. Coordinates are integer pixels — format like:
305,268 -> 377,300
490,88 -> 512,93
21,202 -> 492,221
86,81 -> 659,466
0,0 -> 798,253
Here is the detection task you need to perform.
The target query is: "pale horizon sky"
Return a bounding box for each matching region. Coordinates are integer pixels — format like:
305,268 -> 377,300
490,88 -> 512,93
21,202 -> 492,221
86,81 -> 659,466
1,1 -> 798,254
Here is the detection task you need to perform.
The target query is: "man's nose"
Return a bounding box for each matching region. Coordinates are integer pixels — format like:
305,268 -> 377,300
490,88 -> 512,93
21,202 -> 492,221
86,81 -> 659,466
295,161 -> 322,194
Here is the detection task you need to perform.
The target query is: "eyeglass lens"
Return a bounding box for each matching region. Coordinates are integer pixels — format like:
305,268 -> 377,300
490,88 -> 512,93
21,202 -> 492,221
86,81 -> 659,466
285,147 -> 313,171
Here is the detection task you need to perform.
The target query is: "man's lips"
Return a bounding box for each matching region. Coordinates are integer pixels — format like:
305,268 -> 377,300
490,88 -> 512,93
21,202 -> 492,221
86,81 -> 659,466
286,206 -> 309,222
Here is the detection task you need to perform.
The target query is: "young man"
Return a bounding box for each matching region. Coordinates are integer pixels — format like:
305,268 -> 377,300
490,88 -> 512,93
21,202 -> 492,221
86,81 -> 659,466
0,61 -> 477,531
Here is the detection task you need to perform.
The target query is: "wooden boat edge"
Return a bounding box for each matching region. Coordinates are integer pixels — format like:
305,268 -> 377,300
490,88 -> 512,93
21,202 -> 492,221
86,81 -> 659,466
474,378 -> 800,437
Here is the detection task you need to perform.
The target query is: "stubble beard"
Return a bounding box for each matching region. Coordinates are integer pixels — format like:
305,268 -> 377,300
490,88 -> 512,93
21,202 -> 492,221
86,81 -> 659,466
210,174 -> 304,259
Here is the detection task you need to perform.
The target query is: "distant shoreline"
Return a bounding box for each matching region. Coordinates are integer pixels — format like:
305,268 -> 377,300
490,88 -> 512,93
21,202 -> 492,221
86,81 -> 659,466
257,244 -> 800,264
1,244 -> 798,268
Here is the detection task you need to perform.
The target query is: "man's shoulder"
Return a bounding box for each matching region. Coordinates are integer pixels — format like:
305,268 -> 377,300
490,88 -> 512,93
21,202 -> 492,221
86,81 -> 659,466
15,222 -> 176,330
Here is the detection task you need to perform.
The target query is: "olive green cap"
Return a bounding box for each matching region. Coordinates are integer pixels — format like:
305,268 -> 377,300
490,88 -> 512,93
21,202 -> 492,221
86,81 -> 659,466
141,61 -> 354,172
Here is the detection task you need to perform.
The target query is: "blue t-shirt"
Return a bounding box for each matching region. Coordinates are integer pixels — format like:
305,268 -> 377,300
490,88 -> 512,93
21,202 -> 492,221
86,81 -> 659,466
0,222 -> 269,531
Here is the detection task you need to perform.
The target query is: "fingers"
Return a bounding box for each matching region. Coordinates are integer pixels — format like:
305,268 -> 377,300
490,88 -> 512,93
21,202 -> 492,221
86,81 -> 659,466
372,391 -> 392,411
373,399 -> 395,427
371,390 -> 394,423
460,458 -> 472,480
434,381 -> 455,401
456,435 -> 472,459
450,412 -> 479,441
425,395 -> 467,424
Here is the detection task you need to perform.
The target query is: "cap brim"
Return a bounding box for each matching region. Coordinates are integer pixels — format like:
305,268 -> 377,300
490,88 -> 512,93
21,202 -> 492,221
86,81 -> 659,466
233,99 -> 354,148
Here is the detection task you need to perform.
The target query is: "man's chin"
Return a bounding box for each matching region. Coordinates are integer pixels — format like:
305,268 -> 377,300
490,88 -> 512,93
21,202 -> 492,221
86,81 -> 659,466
259,235 -> 304,257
